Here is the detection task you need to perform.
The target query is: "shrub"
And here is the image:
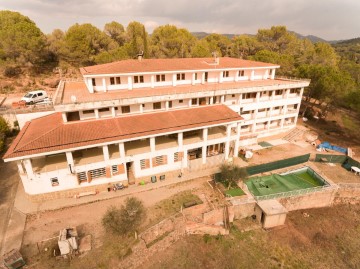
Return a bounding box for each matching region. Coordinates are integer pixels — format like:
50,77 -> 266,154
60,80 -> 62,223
4,66 -> 21,77
218,164 -> 248,189
0,116 -> 10,135
102,197 -> 146,235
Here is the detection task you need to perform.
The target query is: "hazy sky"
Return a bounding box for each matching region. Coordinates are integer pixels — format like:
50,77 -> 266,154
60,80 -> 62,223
0,0 -> 358,40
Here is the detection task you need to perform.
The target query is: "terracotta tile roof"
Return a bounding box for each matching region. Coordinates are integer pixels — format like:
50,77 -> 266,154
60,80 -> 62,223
80,57 -> 279,75
59,78 -> 308,105
4,105 -> 243,160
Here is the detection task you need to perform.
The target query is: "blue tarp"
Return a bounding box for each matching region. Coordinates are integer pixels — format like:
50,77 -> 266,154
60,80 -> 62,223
317,141 -> 347,154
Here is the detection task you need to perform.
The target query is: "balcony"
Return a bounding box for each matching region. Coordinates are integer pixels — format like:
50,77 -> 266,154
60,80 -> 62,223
156,136 -> 178,150
32,154 -> 68,173
208,126 -> 227,140
183,130 -> 202,145
125,139 -> 151,155
109,144 -> 120,159
73,148 -> 104,165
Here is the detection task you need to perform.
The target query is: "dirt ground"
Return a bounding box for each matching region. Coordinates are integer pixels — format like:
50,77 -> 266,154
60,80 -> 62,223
141,203 -> 360,269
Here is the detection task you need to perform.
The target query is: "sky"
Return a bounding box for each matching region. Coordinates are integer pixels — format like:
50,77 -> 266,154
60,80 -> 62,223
0,0 -> 359,41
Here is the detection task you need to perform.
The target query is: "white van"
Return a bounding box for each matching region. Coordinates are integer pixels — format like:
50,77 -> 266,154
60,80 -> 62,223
21,90 -> 48,104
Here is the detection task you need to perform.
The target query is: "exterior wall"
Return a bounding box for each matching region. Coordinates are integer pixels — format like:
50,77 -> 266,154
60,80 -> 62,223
232,202 -> 257,219
278,188 -> 337,211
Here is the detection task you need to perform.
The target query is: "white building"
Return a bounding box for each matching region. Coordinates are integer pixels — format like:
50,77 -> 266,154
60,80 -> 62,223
4,57 -> 310,201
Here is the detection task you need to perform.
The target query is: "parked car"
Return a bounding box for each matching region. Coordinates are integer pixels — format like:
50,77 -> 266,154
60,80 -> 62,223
21,90 -> 48,104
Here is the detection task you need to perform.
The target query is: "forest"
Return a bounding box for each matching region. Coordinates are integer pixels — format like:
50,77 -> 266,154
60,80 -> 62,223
0,10 -> 360,115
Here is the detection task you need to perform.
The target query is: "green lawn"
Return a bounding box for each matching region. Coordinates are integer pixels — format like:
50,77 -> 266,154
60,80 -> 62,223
225,188 -> 245,197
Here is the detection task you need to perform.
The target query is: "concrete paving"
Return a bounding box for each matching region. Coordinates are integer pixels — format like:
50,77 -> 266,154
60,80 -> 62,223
2,208 -> 26,254
14,167 -> 220,214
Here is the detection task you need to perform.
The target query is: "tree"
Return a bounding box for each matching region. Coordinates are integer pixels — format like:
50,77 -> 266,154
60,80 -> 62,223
191,39 -> 212,58
0,116 -> 10,152
102,197 -> 146,235
218,164 -> 248,189
231,35 -> 261,59
256,26 -> 298,54
104,21 -> 126,46
150,25 -> 196,58
252,49 -> 295,75
0,10 -> 46,66
204,34 -> 232,57
126,21 -> 149,58
59,23 -> 116,66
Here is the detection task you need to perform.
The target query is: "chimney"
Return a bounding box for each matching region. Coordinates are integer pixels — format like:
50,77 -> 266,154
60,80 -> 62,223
137,51 -> 144,62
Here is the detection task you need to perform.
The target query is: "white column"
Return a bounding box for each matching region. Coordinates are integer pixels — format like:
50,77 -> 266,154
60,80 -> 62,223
202,128 -> 208,164
238,93 -> 243,106
128,76 -> 133,90
209,96 -> 214,105
270,69 -> 276,79
94,109 -> 99,119
201,72 -> 205,84
23,159 -> 34,178
191,73 -> 196,85
299,87 -> 304,97
250,70 -> 255,81
219,71 -> 223,83
188,99 -> 192,107
165,101 -> 169,111
62,112 -> 68,123
234,123 -> 241,157
111,107 -> 116,117
172,74 -> 177,86
119,142 -> 125,159
221,95 -> 225,103
182,149 -> 188,168
150,137 -> 156,152
17,161 -> 25,174
151,75 -> 155,88
87,78 -> 94,93
103,145 -> 110,162
224,125 -> 231,160
264,69 -> 269,79
280,118 -> 285,129
65,152 -> 74,166
102,77 -> 107,92
256,91 -> 260,103
235,70 -> 239,82
140,104 -> 144,113
178,132 -> 183,148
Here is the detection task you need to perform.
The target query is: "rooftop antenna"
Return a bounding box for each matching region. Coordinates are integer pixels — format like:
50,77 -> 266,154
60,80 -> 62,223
212,51 -> 219,65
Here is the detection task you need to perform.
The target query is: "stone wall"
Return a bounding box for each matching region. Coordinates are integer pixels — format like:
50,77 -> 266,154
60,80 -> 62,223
140,218 -> 175,246
334,184 -> 360,204
278,187 -> 337,211
232,202 -> 256,219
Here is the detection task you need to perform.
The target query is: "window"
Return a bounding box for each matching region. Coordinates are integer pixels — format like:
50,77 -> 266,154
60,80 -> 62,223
290,88 -> 299,94
98,107 -> 110,112
239,70 -> 245,77
89,167 -> 106,179
92,78 -> 96,86
191,98 -> 198,105
140,159 -> 146,170
177,73 -> 185,80
134,75 -> 144,83
194,73 -> 198,80
153,102 -> 161,110
245,93 -> 256,99
223,71 -> 229,77
142,104 -> 145,107
121,106 -> 130,114
204,72 -> 208,82
168,101 -> 172,108
51,177 -> 59,186
110,77 -> 121,85
111,165 -> 118,175
232,94 -> 235,98
258,108 -> 266,113
275,90 -> 282,95
83,109 -> 94,114
38,92 -> 43,97
156,74 -> 166,82
179,99 -> 183,103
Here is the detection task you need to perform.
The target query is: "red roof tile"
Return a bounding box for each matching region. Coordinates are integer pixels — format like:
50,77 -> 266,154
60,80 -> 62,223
59,78 -> 308,105
80,57 -> 278,75
4,105 -> 243,160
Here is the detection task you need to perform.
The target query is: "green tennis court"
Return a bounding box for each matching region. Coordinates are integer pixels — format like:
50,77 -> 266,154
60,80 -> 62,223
245,167 -> 327,197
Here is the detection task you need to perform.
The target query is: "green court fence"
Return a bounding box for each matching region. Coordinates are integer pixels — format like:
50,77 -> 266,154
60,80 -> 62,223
342,156 -> 360,171
245,153 -> 311,176
314,154 -> 347,163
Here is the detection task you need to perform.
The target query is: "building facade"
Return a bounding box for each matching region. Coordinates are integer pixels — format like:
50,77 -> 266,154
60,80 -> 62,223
4,57 -> 310,200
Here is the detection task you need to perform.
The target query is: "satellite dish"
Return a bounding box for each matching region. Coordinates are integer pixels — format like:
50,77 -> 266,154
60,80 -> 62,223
71,95 -> 77,104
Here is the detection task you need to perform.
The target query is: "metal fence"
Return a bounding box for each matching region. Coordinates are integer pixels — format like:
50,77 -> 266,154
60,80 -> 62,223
246,153 -> 311,176
314,154 -> 347,163
254,185 -> 334,201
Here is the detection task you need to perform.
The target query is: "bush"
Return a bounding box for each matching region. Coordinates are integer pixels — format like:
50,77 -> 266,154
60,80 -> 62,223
4,66 -> 21,77
218,164 -> 248,189
102,197 -> 146,235
0,116 -> 10,135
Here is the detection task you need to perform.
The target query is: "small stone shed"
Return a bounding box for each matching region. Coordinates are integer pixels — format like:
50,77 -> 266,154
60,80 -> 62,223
255,199 -> 288,229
